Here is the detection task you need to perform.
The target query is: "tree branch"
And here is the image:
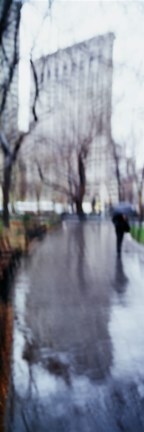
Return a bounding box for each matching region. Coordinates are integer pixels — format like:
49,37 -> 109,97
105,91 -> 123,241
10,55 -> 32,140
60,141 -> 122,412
0,3 -> 21,115
30,58 -> 39,122
0,0 -> 13,46
36,160 -> 74,198
0,131 -> 11,157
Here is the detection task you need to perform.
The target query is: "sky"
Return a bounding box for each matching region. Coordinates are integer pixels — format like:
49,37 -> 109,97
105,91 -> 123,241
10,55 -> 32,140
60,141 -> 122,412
19,0 -> 144,167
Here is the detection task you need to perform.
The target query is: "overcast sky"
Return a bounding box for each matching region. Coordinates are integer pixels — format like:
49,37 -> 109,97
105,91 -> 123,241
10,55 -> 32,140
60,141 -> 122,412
19,0 -> 144,167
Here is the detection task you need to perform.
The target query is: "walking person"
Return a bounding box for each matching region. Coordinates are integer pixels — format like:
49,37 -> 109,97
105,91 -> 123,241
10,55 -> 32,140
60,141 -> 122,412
112,213 -> 130,257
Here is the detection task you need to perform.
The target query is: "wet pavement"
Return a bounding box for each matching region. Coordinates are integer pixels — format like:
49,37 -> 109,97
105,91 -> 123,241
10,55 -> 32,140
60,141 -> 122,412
5,221 -> 144,431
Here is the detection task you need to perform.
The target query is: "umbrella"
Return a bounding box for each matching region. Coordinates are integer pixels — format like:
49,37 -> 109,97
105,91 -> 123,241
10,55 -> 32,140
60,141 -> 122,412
112,202 -> 136,216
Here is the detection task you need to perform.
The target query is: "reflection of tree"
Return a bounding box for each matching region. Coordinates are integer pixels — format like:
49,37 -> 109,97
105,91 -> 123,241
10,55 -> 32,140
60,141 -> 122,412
7,223 -> 115,429
62,223 -> 113,381
0,277 -> 13,432
76,222 -> 88,291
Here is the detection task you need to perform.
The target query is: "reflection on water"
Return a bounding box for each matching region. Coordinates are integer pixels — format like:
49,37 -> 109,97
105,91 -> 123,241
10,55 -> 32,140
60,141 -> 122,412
7,224 -> 115,432
0,275 -> 13,432
5,224 -> 144,431
113,257 -> 129,294
110,254 -> 144,382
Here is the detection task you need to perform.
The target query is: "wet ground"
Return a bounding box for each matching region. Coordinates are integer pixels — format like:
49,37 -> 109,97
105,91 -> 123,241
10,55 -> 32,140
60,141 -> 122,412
5,221 -> 144,431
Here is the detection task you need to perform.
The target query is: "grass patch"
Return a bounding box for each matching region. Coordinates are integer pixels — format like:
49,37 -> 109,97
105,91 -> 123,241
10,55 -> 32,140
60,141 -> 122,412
131,225 -> 144,244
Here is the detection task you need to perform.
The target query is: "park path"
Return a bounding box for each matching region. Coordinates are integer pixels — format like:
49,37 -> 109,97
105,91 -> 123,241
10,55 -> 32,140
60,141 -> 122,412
6,221 -> 144,432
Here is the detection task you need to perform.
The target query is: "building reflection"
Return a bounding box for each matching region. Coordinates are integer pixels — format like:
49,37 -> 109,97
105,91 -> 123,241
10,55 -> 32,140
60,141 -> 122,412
64,223 -> 113,381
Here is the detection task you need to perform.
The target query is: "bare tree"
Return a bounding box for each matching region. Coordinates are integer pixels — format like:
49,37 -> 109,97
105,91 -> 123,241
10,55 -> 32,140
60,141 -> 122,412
0,2 -> 21,225
33,105 -> 97,216
0,1 -> 53,226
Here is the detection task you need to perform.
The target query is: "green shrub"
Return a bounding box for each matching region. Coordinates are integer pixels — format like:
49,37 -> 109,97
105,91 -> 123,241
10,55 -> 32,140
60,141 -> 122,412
131,225 -> 144,244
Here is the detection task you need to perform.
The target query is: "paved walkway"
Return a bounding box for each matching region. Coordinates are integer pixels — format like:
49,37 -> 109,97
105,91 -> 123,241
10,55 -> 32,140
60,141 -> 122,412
7,221 -> 144,432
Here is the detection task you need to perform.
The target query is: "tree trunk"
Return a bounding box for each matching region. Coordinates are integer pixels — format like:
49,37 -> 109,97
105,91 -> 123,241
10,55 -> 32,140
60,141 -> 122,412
75,197 -> 84,215
112,141 -> 123,202
75,152 -> 86,217
116,164 -> 123,202
36,192 -> 40,215
68,173 -> 74,213
3,164 -> 12,228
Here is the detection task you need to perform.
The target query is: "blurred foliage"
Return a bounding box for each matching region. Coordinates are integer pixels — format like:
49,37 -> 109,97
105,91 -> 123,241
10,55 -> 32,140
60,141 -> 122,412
131,225 -> 144,244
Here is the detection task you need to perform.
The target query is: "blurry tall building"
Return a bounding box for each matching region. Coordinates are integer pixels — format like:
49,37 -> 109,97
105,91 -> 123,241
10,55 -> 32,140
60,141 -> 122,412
21,33 -> 118,210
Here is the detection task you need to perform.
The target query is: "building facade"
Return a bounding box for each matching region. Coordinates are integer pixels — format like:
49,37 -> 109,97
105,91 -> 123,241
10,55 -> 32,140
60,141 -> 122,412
21,32 -> 119,211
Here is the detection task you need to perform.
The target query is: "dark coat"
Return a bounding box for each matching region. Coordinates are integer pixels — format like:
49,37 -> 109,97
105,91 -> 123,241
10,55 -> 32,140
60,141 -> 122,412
112,214 -> 130,234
